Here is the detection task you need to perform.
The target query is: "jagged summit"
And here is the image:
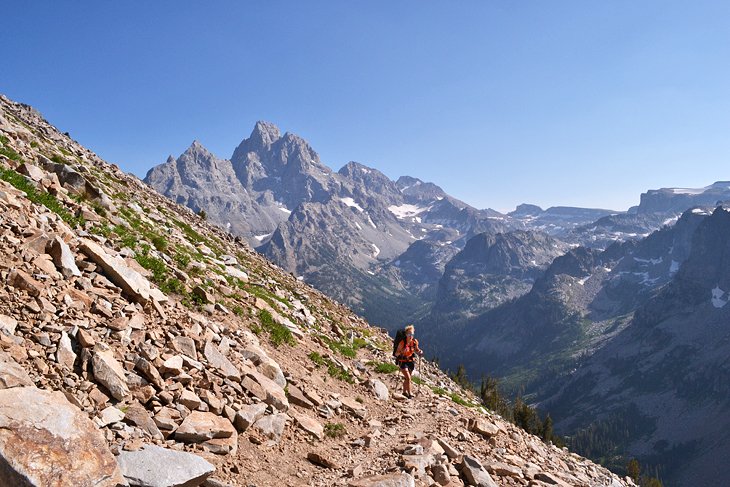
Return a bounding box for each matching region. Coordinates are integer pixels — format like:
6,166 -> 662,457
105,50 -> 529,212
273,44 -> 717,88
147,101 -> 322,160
181,139 -> 216,160
250,120 -> 282,147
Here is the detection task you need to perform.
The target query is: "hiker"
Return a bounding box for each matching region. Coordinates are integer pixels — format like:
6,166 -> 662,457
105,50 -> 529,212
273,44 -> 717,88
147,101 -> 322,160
395,325 -> 423,399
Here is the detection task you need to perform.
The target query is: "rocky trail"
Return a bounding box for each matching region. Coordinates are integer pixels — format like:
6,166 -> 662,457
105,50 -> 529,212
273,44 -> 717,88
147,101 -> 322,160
0,94 -> 633,486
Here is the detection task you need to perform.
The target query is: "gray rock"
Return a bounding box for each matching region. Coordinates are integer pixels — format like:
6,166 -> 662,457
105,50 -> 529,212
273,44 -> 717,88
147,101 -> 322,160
48,236 -> 81,278
204,341 -> 240,381
175,411 -> 235,443
0,350 -> 33,389
79,238 -> 153,304
461,455 -> 498,487
233,403 -> 267,432
0,386 -> 125,486
348,473 -> 415,487
252,413 -> 288,443
0,314 -> 18,335
92,348 -> 130,400
290,411 -> 324,440
117,444 -> 215,487
172,336 -> 197,360
99,406 -> 125,427
125,404 -> 163,440
243,368 -> 288,412
56,331 -> 76,369
368,379 -> 389,401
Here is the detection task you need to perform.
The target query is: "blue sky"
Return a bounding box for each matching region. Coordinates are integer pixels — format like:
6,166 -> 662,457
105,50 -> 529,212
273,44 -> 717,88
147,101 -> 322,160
3,1 -> 729,212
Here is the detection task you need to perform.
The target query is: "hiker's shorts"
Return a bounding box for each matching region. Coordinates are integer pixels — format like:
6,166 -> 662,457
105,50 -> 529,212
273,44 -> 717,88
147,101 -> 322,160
399,361 -> 415,372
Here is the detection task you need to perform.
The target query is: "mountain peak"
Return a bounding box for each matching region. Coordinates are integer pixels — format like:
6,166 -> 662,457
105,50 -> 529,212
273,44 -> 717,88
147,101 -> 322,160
181,139 -> 215,159
250,120 -> 281,147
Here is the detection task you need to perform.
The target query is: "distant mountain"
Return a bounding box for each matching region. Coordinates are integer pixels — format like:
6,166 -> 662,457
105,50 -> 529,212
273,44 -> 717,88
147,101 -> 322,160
541,206 -> 730,486
145,122 -> 511,326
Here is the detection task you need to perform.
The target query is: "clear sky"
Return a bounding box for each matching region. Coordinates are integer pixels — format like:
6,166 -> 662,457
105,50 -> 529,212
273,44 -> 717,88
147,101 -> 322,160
2,1 -> 729,212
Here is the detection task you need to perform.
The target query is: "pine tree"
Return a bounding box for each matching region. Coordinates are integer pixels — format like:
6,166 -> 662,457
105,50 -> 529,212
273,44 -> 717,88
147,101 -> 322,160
627,459 -> 640,481
451,364 -> 470,389
541,414 -> 554,443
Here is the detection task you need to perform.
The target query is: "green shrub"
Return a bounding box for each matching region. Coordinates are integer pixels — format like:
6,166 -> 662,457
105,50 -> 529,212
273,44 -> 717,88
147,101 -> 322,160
327,362 -> 354,383
371,361 -> 399,374
0,167 -> 82,226
50,154 -> 68,165
324,422 -> 346,438
258,309 -> 294,347
160,278 -> 184,295
308,351 -> 325,367
151,235 -> 168,252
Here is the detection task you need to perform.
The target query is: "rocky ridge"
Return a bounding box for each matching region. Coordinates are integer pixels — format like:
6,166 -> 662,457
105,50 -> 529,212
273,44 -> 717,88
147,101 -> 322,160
0,94 -> 634,486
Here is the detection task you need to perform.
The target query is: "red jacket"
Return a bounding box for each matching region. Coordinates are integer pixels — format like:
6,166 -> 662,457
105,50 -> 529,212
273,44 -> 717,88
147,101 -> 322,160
396,338 -> 421,362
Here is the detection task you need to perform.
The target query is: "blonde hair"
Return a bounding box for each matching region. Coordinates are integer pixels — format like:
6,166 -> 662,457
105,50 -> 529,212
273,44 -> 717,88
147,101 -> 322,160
405,325 -> 415,334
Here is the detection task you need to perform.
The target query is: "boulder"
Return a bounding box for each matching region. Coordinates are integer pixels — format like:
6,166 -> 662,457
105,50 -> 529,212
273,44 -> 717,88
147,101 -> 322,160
286,385 -> 314,409
56,331 -> 77,369
48,236 -> 81,278
124,404 -> 163,440
368,379 -> 389,401
307,451 -> 338,469
117,444 -> 215,487
340,396 -> 367,419
8,269 -> 43,297
252,413 -> 288,443
92,348 -> 130,400
79,238 -> 153,303
0,386 -> 125,486
0,315 -> 18,335
243,368 -> 288,412
469,418 -> 500,438
0,350 -> 33,389
175,411 -> 235,443
204,341 -> 240,381
460,455 -> 498,487
233,403 -> 267,432
348,473 -> 416,487
290,411 -> 324,440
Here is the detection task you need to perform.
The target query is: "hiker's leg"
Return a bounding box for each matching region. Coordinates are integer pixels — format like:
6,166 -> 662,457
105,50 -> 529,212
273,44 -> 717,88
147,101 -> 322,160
400,366 -> 409,394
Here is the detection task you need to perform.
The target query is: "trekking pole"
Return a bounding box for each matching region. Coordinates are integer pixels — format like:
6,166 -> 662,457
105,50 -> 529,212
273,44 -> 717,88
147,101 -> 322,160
416,354 -> 421,397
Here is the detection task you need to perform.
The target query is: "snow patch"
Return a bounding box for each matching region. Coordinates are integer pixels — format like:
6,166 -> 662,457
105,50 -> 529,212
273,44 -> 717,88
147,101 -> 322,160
669,187 -> 707,195
691,208 -> 711,215
354,222 -> 362,230
712,286 -> 728,308
278,205 -> 291,215
663,216 -> 680,226
339,197 -> 364,212
254,233 -> 273,242
388,203 -> 430,219
371,244 -> 380,258
634,257 -> 663,265
366,270 -> 375,275
366,214 -> 377,229
669,260 -> 680,274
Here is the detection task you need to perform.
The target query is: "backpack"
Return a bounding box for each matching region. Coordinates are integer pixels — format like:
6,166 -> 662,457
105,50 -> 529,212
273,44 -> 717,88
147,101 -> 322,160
393,328 -> 407,361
